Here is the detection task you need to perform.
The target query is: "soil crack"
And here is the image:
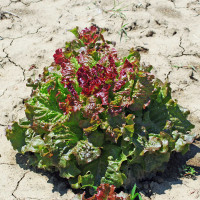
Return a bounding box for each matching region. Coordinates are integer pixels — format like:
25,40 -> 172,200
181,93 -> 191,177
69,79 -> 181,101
2,0 -> 43,8
166,70 -> 172,80
0,163 -> 16,166
179,36 -> 185,55
0,89 -> 7,98
3,43 -> 26,81
3,26 -> 43,40
12,171 -> 29,199
168,36 -> 200,58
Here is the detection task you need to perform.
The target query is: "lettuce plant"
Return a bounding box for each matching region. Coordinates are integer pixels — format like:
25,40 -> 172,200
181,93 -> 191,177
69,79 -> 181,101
6,26 -> 195,189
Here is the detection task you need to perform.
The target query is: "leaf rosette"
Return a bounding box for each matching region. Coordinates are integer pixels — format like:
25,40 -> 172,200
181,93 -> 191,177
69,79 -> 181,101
6,26 -> 195,189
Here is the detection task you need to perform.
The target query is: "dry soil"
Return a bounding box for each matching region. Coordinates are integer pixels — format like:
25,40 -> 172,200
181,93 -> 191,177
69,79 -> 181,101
0,0 -> 200,199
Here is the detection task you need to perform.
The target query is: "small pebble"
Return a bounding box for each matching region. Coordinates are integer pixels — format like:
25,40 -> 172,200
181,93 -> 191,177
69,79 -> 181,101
146,30 -> 155,37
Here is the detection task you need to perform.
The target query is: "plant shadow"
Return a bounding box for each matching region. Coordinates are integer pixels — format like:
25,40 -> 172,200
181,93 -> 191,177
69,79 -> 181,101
137,141 -> 200,197
15,153 -> 84,196
15,140 -> 200,198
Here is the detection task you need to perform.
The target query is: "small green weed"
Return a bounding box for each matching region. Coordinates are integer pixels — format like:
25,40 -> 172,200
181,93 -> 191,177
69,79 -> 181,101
108,0 -> 129,20
173,65 -> 197,72
179,165 -> 197,178
130,184 -> 143,200
93,0 -> 129,19
118,23 -> 130,42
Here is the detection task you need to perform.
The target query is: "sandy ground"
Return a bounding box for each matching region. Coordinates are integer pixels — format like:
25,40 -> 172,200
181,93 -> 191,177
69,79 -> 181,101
0,0 -> 200,199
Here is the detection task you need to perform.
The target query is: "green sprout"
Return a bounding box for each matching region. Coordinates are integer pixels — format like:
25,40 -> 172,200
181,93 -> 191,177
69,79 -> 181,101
118,23 -> 130,42
173,65 -> 197,72
108,0 -> 129,20
179,165 -> 197,178
130,184 -> 143,200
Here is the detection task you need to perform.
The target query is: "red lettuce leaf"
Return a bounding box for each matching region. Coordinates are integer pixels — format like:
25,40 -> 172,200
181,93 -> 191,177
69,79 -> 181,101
59,94 -> 81,114
82,184 -> 127,200
53,48 -> 68,65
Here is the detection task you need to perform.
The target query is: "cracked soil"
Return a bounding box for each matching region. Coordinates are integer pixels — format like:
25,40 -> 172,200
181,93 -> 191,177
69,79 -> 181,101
0,0 -> 200,199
